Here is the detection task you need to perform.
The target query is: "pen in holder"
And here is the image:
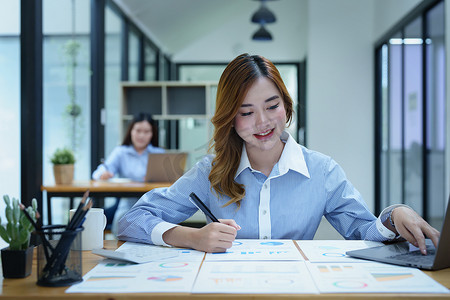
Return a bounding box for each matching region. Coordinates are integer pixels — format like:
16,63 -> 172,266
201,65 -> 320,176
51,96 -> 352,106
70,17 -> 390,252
36,225 -> 83,287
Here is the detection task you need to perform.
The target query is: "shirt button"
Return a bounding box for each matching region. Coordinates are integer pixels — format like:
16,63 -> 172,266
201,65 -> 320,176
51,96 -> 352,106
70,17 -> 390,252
264,183 -> 268,189
262,210 -> 267,215
263,236 -> 268,239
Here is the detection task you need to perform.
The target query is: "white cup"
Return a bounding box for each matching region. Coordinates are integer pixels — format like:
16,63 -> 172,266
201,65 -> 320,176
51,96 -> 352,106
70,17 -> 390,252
69,208 -> 107,251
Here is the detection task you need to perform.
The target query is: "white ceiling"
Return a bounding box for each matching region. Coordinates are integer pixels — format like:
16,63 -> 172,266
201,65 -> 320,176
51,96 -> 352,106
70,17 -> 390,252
113,0 -> 307,62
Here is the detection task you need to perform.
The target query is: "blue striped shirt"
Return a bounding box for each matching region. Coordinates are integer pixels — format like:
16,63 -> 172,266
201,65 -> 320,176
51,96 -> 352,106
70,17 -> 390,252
118,132 -> 392,245
92,144 -> 165,182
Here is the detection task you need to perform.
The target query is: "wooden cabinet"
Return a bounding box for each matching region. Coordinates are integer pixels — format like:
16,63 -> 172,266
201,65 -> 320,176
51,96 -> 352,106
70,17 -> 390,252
121,81 -> 217,121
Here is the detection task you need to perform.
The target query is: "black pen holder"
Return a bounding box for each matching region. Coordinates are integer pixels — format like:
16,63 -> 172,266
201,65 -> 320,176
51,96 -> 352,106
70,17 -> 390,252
36,225 -> 83,287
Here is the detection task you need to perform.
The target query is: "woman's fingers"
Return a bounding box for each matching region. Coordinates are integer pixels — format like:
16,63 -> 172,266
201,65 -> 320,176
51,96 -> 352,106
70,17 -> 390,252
392,207 -> 441,254
218,219 -> 241,231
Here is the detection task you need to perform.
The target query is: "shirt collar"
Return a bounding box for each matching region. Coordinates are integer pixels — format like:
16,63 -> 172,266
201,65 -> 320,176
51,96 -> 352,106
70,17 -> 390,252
123,144 -> 153,155
235,131 -> 310,179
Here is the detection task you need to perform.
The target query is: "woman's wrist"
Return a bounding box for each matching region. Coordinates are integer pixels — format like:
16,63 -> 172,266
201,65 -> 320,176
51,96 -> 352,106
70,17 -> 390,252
162,226 -> 197,249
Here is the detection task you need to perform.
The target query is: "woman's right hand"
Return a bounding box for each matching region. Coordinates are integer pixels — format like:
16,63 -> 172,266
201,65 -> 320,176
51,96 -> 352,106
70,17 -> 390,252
163,219 -> 240,253
99,171 -> 114,180
192,219 -> 240,252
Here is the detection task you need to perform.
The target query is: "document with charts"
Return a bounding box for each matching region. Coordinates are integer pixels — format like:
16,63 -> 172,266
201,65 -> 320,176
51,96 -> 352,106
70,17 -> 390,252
297,240 -> 383,262
192,261 -> 318,294
66,243 -> 204,293
306,261 -> 449,293
204,239 -> 304,261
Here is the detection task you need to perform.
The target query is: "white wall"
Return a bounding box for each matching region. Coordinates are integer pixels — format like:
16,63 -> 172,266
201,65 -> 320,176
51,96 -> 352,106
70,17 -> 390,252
307,0 -> 375,210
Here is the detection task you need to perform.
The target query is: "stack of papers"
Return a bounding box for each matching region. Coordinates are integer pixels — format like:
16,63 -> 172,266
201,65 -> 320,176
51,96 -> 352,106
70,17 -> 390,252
66,240 -> 449,294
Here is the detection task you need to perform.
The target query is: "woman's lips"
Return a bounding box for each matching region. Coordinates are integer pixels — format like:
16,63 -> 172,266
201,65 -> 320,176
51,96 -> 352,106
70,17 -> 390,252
254,128 -> 274,139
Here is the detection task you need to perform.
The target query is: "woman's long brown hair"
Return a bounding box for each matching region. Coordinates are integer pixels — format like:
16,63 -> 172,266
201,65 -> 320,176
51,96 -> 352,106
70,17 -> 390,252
209,54 -> 293,207
122,113 -> 159,147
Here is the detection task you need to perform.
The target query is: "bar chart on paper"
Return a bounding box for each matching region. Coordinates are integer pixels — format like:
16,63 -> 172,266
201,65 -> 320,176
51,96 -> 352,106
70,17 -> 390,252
205,239 -> 304,261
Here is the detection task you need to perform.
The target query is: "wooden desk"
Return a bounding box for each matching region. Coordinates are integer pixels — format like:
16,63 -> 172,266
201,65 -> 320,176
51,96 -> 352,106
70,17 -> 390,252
41,181 -> 171,225
1,240 -> 448,299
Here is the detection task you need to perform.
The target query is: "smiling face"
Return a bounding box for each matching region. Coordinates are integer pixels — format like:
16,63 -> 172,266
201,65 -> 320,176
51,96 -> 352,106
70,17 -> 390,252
234,77 -> 287,157
131,120 -> 153,152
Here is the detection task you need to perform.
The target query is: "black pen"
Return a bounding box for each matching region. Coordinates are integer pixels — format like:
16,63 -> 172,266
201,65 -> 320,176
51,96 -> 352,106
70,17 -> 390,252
189,192 -> 219,222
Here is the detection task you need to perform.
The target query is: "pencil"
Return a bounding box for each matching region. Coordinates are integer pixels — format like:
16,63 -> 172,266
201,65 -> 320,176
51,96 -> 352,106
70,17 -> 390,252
67,190 -> 89,230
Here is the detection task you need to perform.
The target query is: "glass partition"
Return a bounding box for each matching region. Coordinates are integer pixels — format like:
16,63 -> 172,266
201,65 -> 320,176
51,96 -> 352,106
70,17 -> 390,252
375,0 -> 445,226
128,26 -> 139,82
104,3 -> 122,158
0,0 -> 20,213
43,0 -> 91,224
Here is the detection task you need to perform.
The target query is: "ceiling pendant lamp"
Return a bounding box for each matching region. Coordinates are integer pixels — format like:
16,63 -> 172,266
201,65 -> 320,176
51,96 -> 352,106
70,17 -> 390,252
251,0 -> 277,41
252,25 -> 272,41
251,4 -> 276,24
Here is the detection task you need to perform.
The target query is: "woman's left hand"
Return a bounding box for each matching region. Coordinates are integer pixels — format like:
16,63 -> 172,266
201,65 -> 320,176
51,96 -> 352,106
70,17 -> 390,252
391,207 -> 440,255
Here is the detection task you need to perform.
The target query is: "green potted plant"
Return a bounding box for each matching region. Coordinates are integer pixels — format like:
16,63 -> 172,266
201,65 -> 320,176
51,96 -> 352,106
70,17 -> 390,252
51,147 -> 76,185
0,195 -> 38,278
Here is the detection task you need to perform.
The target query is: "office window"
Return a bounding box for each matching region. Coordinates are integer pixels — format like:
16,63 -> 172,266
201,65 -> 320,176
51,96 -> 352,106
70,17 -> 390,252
0,0 -> 20,211
375,0 -> 445,228
161,55 -> 171,81
43,0 -> 91,224
144,40 -> 157,81
403,17 -> 423,214
128,26 -> 139,82
425,1 -> 446,227
104,3 -> 122,158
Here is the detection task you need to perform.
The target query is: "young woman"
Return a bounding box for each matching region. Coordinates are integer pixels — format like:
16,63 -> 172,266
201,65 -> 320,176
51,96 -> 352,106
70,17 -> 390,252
92,113 -> 164,182
92,113 -> 164,232
118,54 -> 439,254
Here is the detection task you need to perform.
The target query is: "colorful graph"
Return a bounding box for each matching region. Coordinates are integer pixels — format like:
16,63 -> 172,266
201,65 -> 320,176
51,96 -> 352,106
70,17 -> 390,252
317,265 -> 353,273
210,277 -> 243,285
232,241 -> 243,246
333,280 -> 368,289
147,275 -> 183,282
159,262 -> 189,268
371,273 -> 414,282
177,249 -> 193,254
260,241 -> 284,246
322,252 -> 345,257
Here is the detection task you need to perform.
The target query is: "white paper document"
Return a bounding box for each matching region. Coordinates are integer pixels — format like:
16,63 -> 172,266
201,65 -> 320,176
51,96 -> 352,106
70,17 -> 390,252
306,261 -> 449,294
192,261 -> 318,294
66,242 -> 205,293
205,239 -> 304,261
116,241 -> 205,263
297,240 -> 383,262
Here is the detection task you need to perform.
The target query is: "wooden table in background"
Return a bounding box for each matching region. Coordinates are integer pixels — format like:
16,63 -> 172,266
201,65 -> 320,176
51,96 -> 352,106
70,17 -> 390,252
41,181 -> 171,225
0,240 -> 448,299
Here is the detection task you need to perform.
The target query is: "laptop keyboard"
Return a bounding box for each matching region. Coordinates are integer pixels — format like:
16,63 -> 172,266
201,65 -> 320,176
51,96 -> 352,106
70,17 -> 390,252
387,249 -> 435,265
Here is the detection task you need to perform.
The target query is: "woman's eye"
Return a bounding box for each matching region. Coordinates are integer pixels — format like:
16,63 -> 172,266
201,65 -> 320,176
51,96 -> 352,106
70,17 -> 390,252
268,103 -> 279,110
240,112 -> 253,117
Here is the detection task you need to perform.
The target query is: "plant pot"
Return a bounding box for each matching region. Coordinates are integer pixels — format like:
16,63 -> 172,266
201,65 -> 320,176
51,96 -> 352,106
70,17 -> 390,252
53,164 -> 74,185
1,246 -> 34,278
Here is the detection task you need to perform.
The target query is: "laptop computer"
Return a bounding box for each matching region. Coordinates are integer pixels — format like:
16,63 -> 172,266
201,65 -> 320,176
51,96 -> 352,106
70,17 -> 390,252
346,198 -> 450,270
144,152 -> 188,183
